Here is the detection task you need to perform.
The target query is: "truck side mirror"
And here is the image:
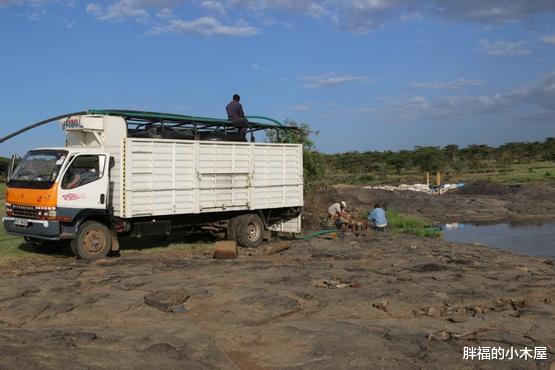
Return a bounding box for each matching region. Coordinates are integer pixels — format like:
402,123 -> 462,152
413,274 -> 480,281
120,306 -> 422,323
7,153 -> 16,180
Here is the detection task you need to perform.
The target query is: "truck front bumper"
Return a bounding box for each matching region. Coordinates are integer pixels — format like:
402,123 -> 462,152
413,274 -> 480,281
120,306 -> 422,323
2,217 -> 62,240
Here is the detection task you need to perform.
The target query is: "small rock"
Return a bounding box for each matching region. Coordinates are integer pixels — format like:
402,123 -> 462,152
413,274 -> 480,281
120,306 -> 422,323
427,307 -> 441,318
372,301 -> 389,313
144,289 -> 191,313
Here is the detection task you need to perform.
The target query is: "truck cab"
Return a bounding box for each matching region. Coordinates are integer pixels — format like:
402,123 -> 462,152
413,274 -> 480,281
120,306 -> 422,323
4,147 -> 111,253
4,114 -> 124,258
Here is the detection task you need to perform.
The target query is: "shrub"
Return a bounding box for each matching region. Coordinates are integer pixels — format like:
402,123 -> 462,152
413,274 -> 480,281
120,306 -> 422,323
387,210 -> 442,238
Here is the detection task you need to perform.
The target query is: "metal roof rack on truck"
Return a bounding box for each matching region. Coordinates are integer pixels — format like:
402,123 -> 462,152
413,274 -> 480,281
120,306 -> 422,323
0,109 -> 299,144
89,109 -> 297,143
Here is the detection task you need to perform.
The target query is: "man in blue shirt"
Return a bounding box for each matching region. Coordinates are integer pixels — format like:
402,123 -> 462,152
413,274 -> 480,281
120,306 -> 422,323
369,204 -> 388,229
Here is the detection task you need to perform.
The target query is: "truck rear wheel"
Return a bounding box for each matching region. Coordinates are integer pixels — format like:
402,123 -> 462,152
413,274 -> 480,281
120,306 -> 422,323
235,214 -> 264,248
227,216 -> 239,241
71,221 -> 112,260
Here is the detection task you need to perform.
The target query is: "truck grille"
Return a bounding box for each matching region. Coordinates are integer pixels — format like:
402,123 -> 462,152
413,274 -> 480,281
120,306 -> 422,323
11,205 -> 39,219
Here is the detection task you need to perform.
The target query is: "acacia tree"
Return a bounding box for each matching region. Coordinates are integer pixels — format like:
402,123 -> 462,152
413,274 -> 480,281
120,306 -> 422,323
265,119 -> 325,190
443,144 -> 460,163
413,146 -> 447,173
387,150 -> 412,175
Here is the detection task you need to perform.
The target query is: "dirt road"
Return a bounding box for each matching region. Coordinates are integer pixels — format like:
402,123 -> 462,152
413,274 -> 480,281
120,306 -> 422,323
0,231 -> 553,369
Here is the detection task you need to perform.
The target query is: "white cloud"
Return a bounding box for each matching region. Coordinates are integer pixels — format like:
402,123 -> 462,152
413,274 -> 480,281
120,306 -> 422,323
301,73 -> 370,88
250,63 -> 261,70
335,0 -> 555,34
85,3 -> 101,15
149,17 -> 259,37
540,34 -> 555,45
155,7 -> 172,18
290,104 -> 310,112
410,78 -> 485,90
479,39 -> 531,56
199,0 -> 225,15
362,72 -> 555,121
86,0 -> 148,20
225,0 -> 329,18
5,0 -> 555,36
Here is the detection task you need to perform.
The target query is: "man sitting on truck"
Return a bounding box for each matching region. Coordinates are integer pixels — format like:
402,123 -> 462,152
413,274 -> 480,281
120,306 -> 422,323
226,94 -> 249,140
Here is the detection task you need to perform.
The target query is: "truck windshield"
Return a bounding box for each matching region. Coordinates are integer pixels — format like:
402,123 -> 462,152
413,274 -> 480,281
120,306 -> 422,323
8,150 -> 68,189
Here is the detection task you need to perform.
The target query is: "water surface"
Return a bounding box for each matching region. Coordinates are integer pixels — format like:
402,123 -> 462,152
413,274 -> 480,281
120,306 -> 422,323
442,222 -> 555,258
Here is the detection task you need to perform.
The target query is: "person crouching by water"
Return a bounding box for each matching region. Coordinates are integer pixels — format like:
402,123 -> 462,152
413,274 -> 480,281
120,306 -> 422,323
369,204 -> 388,231
328,201 -> 349,229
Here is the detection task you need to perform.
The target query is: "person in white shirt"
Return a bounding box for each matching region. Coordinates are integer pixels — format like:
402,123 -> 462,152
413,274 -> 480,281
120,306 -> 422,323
327,201 -> 349,228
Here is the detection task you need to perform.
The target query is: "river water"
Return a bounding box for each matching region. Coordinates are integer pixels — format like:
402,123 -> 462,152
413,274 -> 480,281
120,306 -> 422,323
442,222 -> 555,258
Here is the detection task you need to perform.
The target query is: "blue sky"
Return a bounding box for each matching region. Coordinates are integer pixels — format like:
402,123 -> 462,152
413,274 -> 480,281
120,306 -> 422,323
1,0 -> 554,155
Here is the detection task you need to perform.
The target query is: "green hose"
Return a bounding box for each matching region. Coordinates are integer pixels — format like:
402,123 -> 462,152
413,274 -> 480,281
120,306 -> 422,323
295,230 -> 338,240
245,115 -> 293,143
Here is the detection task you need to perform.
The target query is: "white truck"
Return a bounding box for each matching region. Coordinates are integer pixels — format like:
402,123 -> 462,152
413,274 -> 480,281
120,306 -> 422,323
3,110 -> 303,259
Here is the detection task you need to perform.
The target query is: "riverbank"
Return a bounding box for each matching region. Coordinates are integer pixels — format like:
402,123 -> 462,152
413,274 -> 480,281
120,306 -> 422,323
302,182 -> 555,229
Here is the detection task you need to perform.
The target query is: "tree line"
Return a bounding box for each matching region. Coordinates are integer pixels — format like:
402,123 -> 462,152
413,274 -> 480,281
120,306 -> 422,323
323,139 -> 555,175
266,121 -> 555,189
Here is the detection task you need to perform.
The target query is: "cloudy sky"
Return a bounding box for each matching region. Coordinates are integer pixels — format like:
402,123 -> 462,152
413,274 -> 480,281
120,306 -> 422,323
0,0 -> 554,154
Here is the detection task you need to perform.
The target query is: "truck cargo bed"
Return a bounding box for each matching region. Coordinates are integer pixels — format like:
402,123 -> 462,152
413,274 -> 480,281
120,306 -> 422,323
111,138 -> 303,220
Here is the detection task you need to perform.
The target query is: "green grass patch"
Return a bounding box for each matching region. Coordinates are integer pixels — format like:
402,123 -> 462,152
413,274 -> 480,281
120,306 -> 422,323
387,210 -> 442,238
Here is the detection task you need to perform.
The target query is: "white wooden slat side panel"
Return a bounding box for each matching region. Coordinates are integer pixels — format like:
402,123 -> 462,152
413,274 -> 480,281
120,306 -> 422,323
124,139 -> 302,217
251,145 -> 303,209
197,142 -> 251,212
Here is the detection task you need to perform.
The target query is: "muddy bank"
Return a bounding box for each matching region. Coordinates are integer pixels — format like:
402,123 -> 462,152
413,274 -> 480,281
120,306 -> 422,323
0,233 -> 553,369
303,182 -> 555,229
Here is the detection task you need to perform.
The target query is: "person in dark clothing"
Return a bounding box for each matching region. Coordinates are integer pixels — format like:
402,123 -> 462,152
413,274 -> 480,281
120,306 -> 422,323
226,94 -> 249,139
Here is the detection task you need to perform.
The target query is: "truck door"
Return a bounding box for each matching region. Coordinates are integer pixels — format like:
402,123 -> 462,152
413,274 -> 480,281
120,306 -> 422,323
58,154 -> 109,212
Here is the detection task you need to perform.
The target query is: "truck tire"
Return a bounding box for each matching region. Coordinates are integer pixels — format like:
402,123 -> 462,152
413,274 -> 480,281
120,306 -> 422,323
71,221 -> 112,260
235,214 -> 264,248
227,216 -> 239,241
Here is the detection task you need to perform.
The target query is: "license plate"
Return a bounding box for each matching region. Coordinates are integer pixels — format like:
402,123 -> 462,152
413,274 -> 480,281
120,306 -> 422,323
14,218 -> 29,227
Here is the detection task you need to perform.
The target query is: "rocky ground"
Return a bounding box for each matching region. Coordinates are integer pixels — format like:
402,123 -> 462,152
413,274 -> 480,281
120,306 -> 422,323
0,183 -> 554,369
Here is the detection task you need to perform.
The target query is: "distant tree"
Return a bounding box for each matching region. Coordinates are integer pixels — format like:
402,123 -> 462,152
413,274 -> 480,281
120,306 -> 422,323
498,142 -> 527,163
413,146 -> 447,173
0,156 -> 8,179
387,150 -> 412,175
443,144 -> 460,163
265,119 -> 324,190
496,151 -> 513,171
543,138 -> 555,162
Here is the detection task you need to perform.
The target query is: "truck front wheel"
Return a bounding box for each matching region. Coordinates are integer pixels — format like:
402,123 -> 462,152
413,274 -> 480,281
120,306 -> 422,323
71,221 -> 112,260
235,214 -> 264,248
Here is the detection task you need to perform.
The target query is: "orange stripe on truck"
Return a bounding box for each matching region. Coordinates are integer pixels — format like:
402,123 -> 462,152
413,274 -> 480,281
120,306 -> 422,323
5,184 -> 58,207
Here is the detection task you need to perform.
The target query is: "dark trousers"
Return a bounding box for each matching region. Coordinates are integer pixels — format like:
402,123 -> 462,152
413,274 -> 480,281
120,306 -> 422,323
230,117 -> 249,136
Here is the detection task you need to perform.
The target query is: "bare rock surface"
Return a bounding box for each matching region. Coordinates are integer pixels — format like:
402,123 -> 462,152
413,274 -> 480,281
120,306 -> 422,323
0,231 -> 553,369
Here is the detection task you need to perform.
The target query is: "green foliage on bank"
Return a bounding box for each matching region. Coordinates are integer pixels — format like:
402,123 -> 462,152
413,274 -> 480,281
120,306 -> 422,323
387,210 -> 442,238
